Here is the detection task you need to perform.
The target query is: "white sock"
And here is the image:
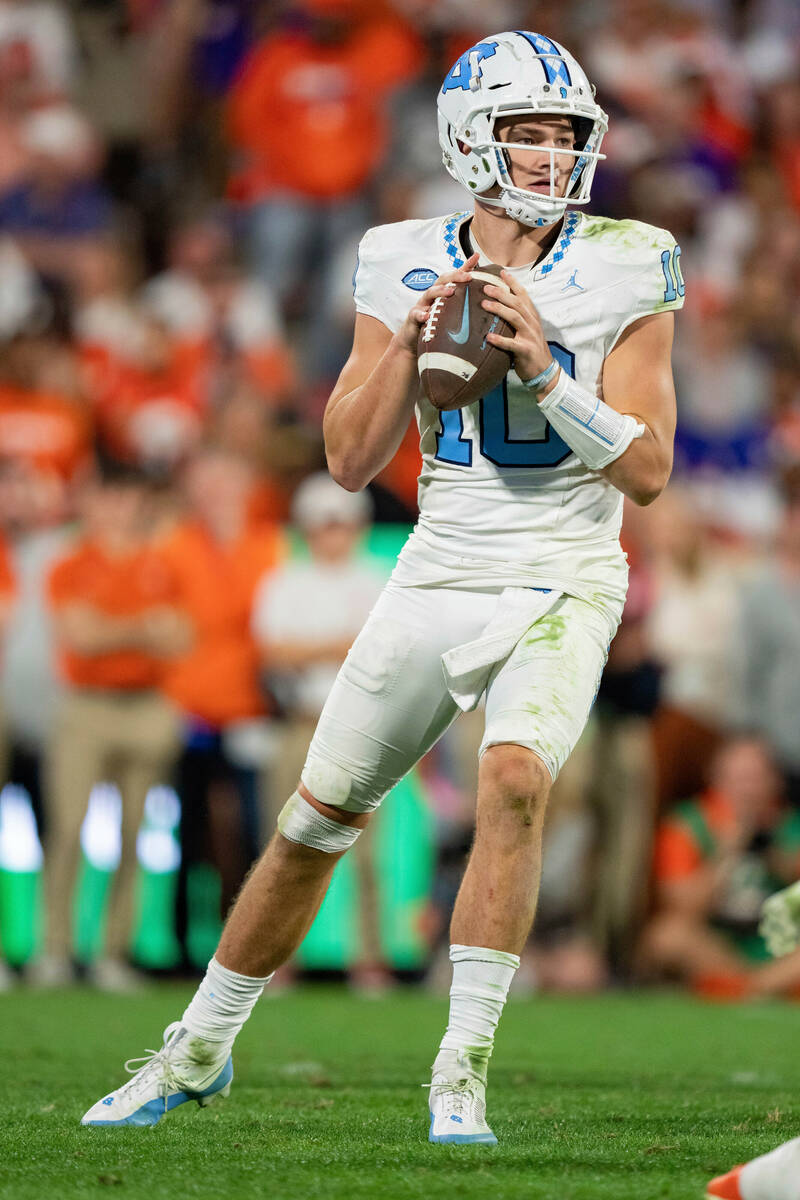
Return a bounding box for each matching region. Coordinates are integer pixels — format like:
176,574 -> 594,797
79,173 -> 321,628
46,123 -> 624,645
180,957 -> 272,1056
434,944 -> 520,1082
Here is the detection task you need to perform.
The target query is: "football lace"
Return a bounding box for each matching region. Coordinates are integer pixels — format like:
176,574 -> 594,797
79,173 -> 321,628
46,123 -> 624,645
422,295 -> 445,343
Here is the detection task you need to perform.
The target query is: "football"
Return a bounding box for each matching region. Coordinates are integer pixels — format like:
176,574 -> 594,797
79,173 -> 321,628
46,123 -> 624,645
417,264 -> 514,411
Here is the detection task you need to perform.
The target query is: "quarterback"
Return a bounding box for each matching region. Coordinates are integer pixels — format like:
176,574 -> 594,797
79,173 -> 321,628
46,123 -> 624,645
82,32 -> 684,1143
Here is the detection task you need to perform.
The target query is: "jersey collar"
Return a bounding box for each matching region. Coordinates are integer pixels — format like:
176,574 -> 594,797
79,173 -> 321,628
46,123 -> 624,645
441,211 -> 471,269
440,209 -> 582,279
531,209 -> 582,281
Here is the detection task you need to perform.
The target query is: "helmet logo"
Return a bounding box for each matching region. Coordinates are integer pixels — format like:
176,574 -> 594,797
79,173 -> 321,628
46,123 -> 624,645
442,41 -> 498,94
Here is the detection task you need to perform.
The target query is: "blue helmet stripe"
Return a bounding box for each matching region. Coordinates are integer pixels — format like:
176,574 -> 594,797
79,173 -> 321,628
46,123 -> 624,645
514,31 -> 572,87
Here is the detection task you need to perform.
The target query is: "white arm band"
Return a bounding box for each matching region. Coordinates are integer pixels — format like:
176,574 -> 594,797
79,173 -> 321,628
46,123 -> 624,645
538,369 -> 645,470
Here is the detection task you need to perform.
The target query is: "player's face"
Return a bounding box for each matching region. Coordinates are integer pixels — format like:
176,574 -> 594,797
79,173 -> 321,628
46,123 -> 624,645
495,115 -> 576,199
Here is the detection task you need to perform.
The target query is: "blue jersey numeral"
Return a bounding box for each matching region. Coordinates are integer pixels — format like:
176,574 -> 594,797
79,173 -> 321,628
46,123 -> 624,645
660,245 -> 685,303
673,245 -> 685,296
435,342 -> 574,469
435,406 -> 473,466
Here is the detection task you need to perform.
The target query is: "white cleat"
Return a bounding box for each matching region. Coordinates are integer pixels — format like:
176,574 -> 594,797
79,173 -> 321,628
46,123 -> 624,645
81,1023 -> 233,1127
428,1052 -> 498,1146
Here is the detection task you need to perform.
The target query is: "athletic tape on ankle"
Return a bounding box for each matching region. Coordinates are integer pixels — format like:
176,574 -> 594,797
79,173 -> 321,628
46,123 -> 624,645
449,944 -> 521,969
278,791 -> 361,853
537,370 -> 645,470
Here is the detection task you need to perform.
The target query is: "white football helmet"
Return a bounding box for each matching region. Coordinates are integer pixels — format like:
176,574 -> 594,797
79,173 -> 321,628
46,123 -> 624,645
437,31 -> 608,228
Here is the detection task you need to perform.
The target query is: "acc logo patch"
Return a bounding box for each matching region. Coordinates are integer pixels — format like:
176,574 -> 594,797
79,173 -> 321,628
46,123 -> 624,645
402,268 -> 438,291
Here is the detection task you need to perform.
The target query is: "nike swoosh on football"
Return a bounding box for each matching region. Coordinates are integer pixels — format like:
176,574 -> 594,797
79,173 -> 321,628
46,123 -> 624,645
448,292 -> 470,344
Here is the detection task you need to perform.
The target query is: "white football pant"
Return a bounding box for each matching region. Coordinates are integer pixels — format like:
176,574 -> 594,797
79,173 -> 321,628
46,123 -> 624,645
299,580 -> 618,813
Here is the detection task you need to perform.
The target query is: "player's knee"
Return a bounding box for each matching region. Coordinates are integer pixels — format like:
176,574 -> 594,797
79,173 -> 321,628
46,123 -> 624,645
479,744 -> 551,827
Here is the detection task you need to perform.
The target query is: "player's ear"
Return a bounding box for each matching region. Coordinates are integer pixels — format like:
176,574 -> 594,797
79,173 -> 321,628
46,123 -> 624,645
456,139 -> 469,154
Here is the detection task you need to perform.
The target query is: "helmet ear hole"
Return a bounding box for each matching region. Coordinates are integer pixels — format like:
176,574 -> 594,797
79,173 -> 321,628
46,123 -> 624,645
571,116 -> 594,152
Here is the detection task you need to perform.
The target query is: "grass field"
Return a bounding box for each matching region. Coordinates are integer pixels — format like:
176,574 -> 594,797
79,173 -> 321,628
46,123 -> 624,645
1,985 -> 797,1199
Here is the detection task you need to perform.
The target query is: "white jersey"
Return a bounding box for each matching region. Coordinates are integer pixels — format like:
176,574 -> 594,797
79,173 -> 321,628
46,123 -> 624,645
353,209 -> 684,612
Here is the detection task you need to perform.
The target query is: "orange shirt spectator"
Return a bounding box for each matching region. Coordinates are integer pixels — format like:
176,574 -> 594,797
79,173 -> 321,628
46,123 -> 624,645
82,331 -> 207,469
247,476 -> 292,525
48,539 -> 184,690
653,789 -> 738,885
654,787 -> 800,894
140,216 -> 297,401
228,13 -> 421,202
161,518 -> 285,726
0,382 -> 90,483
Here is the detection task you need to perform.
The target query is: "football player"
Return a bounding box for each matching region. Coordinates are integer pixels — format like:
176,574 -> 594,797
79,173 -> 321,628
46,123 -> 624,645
707,881 -> 800,1199
81,32 -> 684,1144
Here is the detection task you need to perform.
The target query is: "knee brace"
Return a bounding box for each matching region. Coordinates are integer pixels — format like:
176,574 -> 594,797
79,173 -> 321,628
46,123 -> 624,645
277,791 -> 362,853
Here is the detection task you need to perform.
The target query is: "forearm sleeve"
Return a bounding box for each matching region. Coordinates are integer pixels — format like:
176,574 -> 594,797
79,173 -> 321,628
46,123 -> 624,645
538,369 -> 645,470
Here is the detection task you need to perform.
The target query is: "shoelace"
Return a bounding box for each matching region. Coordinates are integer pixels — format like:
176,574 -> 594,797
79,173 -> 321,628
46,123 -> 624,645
122,1022 -> 184,1115
422,1078 -> 477,1121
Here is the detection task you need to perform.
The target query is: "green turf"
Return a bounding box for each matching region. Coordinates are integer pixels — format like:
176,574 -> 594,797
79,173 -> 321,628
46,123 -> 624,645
1,986 -> 797,1199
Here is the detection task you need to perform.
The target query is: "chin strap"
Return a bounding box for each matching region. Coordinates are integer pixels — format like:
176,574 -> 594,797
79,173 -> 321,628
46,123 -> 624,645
475,187 -> 567,229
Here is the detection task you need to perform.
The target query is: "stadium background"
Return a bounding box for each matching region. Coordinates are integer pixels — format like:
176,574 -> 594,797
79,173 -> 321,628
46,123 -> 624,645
0,0 -> 799,996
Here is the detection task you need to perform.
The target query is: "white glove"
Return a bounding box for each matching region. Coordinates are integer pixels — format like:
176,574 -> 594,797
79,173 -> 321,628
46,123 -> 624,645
759,881 -> 800,958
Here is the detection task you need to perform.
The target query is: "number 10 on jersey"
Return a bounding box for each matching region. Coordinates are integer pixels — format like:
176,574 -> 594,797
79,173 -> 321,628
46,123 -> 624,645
434,342 -> 574,470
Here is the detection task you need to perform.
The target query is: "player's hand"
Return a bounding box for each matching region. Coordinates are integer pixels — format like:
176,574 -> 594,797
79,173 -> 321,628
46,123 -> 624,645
759,881 -> 800,958
482,270 -> 556,387
394,253 -> 479,355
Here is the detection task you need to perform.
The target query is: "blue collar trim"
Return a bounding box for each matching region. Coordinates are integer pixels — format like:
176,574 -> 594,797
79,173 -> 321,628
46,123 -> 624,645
442,211 -> 471,269
534,210 -> 581,279
442,209 -> 581,278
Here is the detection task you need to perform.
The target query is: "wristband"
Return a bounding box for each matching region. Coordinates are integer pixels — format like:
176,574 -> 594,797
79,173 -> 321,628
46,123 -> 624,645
522,359 -> 559,393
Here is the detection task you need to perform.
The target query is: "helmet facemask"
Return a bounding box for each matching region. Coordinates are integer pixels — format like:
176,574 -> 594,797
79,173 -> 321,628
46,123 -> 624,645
441,103 -> 607,228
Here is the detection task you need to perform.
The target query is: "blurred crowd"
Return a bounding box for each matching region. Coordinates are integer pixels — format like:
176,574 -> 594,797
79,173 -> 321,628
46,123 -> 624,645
0,0 -> 798,996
